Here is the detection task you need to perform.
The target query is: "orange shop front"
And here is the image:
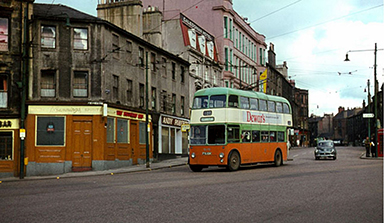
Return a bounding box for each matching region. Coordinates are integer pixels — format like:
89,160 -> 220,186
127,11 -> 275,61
25,105 -> 152,176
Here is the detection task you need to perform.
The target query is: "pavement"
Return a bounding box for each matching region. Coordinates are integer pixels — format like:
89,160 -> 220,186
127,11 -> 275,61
1,152 -> 382,183
0,157 -> 189,183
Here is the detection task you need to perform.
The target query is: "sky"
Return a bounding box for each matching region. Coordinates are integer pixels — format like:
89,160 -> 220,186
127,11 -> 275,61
34,0 -> 384,116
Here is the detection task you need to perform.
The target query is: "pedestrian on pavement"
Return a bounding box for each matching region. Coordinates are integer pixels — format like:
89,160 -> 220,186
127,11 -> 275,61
364,137 -> 370,157
370,137 -> 376,157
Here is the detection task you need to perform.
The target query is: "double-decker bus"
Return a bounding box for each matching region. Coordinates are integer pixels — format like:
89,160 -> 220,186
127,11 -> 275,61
188,87 -> 293,172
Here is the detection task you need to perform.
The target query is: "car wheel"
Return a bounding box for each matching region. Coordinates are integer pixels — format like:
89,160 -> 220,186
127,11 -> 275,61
227,151 -> 240,171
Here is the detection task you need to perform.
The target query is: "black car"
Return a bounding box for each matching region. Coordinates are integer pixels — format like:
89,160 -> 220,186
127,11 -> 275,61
314,140 -> 337,160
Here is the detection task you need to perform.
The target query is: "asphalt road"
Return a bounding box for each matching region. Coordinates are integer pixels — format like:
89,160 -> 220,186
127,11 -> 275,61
1,146 -> 382,223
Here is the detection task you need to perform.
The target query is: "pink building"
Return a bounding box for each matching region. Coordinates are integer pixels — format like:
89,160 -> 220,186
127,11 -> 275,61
141,0 -> 267,90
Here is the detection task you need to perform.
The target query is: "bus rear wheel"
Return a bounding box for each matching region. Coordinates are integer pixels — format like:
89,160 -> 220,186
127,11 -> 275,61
227,151 -> 240,171
189,165 -> 203,172
274,149 -> 283,167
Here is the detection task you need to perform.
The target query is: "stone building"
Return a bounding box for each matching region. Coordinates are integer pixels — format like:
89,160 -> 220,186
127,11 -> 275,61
22,2 -> 189,176
0,0 -> 33,178
140,0 -> 267,90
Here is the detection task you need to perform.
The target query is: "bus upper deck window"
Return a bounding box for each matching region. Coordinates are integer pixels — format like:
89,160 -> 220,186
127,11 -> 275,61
259,100 -> 267,111
193,96 -> 208,109
283,103 -> 290,114
240,97 -> 250,109
209,95 -> 226,108
228,95 -> 238,108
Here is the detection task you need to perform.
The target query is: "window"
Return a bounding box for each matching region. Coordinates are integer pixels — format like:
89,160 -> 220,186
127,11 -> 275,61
151,87 -> 156,110
224,48 -> 229,71
228,95 -> 238,108
276,102 -> 283,113
180,66 -> 185,83
0,132 -> 12,160
126,40 -> 132,53
172,94 -> 176,115
241,130 -> 251,142
259,99 -> 267,111
139,122 -> 146,144
250,98 -> 258,110
139,83 -> 144,108
36,117 -> 65,146
41,70 -> 56,97
171,62 -> 176,80
139,47 -> 144,67
252,130 -> 260,142
113,75 -> 119,100
188,29 -> 196,48
198,35 -> 206,54
162,90 -> 167,112
223,17 -> 228,38
193,96 -> 208,109
151,52 -> 156,71
112,33 -> 119,58
261,131 -> 269,142
161,58 -> 167,76
208,125 -> 225,144
209,95 -> 226,108
240,97 -> 250,109
190,125 -> 206,145
117,119 -> 128,143
73,71 -> 88,97
283,103 -> 290,114
0,18 -> 9,51
269,131 -> 277,142
126,79 -> 132,103
277,132 -> 285,142
73,28 -> 88,50
180,96 -> 185,116
268,101 -> 276,112
227,125 -> 240,143
41,25 -> 56,49
0,75 -> 8,108
107,118 -> 115,143
229,18 -> 232,40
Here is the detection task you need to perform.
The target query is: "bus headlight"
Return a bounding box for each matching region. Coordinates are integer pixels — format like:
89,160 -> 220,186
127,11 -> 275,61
219,153 -> 225,158
191,152 -> 196,158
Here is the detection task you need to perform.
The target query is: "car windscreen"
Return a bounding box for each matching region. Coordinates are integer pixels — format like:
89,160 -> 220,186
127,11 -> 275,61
318,141 -> 333,147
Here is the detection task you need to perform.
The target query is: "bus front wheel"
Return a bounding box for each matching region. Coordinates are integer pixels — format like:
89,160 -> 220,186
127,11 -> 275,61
227,151 -> 240,171
274,149 -> 283,167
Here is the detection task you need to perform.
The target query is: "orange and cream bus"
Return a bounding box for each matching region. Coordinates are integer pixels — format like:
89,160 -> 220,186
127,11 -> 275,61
188,87 -> 293,172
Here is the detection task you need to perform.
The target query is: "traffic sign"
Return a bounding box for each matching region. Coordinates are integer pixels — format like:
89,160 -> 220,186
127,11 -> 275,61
363,113 -> 374,118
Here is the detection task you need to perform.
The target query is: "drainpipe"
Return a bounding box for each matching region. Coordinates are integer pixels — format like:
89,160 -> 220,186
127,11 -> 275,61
20,2 -> 29,179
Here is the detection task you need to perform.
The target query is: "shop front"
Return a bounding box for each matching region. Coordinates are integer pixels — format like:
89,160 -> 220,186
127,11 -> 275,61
25,105 -> 151,176
0,119 -> 20,178
158,114 -> 189,158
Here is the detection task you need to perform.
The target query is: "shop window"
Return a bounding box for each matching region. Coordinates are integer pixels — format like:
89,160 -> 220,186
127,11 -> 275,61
117,119 -> 128,143
0,132 -> 12,160
139,122 -> 146,144
106,118 -> 115,143
0,18 -> 9,51
41,70 -> 56,97
36,117 -> 65,146
73,71 -> 88,97
73,28 -> 88,50
161,127 -> 169,153
41,25 -> 56,49
0,75 -> 8,108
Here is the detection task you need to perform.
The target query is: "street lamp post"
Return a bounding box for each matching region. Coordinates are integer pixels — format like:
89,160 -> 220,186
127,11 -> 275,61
345,43 -> 382,157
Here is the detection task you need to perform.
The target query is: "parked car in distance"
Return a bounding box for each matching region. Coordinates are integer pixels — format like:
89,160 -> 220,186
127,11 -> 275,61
314,140 -> 337,160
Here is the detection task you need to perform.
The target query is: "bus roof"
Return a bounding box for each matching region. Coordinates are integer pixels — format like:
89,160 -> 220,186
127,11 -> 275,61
194,87 -> 290,104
